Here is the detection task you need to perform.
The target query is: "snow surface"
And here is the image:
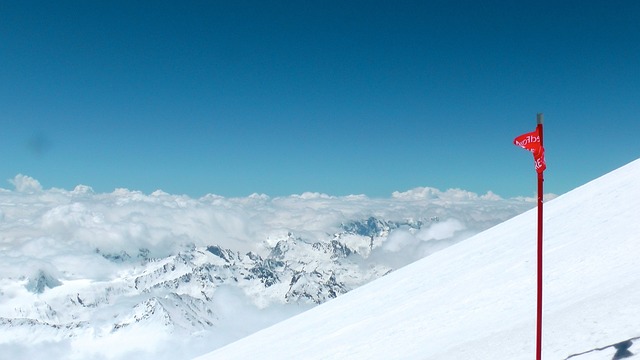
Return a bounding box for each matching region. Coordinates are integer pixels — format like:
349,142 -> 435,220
197,158 -> 640,360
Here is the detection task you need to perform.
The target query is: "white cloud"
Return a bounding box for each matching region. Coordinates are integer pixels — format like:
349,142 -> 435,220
480,190 -> 502,200
391,187 -> 504,202
9,174 -> 42,193
72,185 -> 94,195
381,229 -> 417,252
0,175 -> 535,281
417,218 -> 466,241
292,192 -> 334,199
391,187 -> 440,200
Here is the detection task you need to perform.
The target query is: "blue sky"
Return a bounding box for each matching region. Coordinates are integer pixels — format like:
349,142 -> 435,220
1,1 -> 638,198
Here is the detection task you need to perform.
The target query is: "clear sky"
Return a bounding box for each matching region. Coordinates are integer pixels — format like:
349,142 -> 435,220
1,1 -> 638,198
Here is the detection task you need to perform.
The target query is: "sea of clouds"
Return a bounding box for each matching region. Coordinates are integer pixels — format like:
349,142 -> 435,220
0,174 -> 542,281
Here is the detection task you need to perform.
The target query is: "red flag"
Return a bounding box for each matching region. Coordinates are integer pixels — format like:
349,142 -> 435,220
514,127 -> 546,173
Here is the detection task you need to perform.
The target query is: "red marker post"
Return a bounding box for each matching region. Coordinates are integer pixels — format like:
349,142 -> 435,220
513,113 -> 546,360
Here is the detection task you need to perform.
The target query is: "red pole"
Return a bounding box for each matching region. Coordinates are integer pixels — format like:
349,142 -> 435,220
536,113 -> 544,360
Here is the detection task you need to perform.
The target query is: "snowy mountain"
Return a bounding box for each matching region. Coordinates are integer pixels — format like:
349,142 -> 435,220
0,181 -> 533,359
197,158 -> 640,360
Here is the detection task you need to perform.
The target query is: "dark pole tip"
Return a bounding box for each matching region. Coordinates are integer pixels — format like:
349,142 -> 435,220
537,113 -> 544,125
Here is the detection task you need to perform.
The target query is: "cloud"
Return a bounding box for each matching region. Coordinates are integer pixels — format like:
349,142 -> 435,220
0,341 -> 72,360
391,187 -> 441,200
9,174 -> 42,193
208,286 -> 313,347
480,191 -> 502,201
381,229 -> 418,253
0,175 -> 535,281
391,187 -> 504,202
373,218 -> 471,268
417,218 -> 466,241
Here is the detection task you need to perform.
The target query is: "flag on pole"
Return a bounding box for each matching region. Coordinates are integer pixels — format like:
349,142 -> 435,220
515,114 -> 546,360
514,127 -> 546,173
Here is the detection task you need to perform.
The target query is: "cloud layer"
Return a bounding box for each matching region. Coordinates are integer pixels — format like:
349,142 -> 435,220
0,175 -> 538,279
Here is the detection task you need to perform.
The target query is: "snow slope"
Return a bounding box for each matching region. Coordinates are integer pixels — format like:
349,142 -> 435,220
197,158 -> 640,360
